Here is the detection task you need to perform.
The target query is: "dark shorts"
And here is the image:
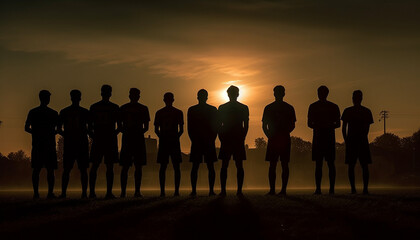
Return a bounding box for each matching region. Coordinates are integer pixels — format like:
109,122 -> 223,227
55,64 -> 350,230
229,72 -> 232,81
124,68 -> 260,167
120,137 -> 147,167
190,141 -> 217,163
63,140 -> 89,169
218,140 -> 246,161
157,138 -> 182,164
312,142 -> 335,162
265,137 -> 290,163
345,139 -> 372,165
90,137 -> 119,164
31,145 -> 57,169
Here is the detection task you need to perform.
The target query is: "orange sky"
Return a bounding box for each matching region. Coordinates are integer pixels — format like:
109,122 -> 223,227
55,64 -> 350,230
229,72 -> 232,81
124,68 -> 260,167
1,0 -> 420,154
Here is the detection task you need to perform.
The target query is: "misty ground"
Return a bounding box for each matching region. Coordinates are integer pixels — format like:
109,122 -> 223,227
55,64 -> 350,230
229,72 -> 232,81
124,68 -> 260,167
0,188 -> 419,240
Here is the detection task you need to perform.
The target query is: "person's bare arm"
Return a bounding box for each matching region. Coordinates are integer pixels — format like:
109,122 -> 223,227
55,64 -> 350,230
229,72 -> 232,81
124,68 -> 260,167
143,122 -> 149,134
342,121 -> 348,142
178,123 -> 184,138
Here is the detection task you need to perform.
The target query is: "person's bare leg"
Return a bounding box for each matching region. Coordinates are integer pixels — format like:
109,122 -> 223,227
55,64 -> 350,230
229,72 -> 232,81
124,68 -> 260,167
89,163 -> 99,198
80,168 -> 88,198
361,163 -> 369,194
105,163 -> 115,199
314,159 -> 323,194
327,160 -> 336,194
190,162 -> 200,196
32,168 -> 41,199
348,163 -> 356,194
207,162 -> 216,196
60,168 -> 71,198
159,163 -> 167,197
235,160 -> 244,196
220,159 -> 229,196
134,166 -> 143,197
46,168 -> 56,199
120,165 -> 129,198
279,161 -> 289,195
268,160 -> 277,195
173,162 -> 181,196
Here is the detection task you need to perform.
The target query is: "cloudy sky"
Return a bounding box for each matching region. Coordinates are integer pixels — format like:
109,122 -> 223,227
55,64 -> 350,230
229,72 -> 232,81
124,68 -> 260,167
1,0 -> 420,154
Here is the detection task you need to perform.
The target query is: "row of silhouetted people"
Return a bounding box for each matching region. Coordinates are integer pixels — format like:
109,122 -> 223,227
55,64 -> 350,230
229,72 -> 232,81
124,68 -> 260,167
25,85 -> 373,199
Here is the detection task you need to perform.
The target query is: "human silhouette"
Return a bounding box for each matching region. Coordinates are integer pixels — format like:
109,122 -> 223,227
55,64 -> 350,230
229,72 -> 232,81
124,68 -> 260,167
58,90 -> 90,199
308,86 -> 340,195
25,90 -> 59,199
262,85 -> 296,195
119,88 -> 150,198
88,85 -> 121,199
154,92 -> 184,197
218,86 -> 249,196
187,89 -> 218,196
342,90 -> 373,194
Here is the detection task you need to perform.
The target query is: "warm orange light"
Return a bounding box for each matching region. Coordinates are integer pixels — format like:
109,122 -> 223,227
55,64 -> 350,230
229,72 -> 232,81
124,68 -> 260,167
218,80 -> 247,103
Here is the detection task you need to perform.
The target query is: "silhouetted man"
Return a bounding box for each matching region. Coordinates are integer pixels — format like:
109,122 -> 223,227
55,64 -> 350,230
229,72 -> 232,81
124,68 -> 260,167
58,90 -> 90,199
218,85 -> 249,196
154,92 -> 184,197
25,90 -> 58,199
188,89 -> 218,196
308,86 -> 340,195
262,85 -> 296,195
342,90 -> 373,194
89,85 -> 121,199
119,88 -> 150,198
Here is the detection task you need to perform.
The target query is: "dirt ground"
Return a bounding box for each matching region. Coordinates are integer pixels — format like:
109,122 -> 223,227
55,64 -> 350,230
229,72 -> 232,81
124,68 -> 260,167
0,188 -> 419,240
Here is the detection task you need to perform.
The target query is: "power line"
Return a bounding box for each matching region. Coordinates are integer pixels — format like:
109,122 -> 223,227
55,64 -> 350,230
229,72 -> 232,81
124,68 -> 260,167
379,110 -> 389,134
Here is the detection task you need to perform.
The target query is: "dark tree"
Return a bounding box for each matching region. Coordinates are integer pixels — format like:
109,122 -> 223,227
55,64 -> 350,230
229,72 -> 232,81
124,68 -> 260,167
254,137 -> 267,149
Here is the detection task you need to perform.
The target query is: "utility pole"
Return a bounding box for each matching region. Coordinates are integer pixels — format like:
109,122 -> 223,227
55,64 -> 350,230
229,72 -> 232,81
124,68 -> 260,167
379,110 -> 389,134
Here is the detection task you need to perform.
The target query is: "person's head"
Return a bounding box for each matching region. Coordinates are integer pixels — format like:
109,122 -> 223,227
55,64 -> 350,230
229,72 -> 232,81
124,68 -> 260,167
70,89 -> 81,105
317,85 -> 329,101
163,92 -> 174,106
352,90 -> 363,106
273,85 -> 285,100
39,90 -> 51,106
197,89 -> 208,103
129,88 -> 140,102
101,84 -> 112,100
227,85 -> 239,101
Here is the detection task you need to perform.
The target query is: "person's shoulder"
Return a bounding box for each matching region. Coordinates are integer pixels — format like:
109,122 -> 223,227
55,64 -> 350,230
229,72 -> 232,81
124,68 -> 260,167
238,101 -> 248,109
206,104 -> 218,112
138,102 -> 148,110
90,101 -> 101,109
109,101 -> 119,109
283,101 -> 294,109
120,103 -> 130,109
60,105 -> 72,115
326,100 -> 339,108
174,106 -> 183,114
218,102 -> 228,109
188,104 -> 200,112
46,107 -> 58,115
361,105 -> 372,112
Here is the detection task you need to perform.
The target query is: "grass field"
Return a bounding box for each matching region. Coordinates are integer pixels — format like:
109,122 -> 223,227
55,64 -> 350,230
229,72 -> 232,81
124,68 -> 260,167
0,188 -> 419,240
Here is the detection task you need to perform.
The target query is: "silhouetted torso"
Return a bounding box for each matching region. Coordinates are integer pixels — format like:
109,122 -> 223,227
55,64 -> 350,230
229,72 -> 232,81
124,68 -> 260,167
120,102 -> 150,137
89,100 -> 119,140
308,100 -> 340,147
218,101 -> 249,141
26,105 -> 58,167
154,106 -> 183,140
27,106 -> 58,149
262,100 -> 296,139
341,106 -> 373,140
188,103 -> 218,144
60,105 -> 89,142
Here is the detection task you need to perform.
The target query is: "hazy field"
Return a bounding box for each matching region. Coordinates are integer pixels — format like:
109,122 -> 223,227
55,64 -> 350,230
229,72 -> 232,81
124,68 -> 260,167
0,188 -> 419,240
